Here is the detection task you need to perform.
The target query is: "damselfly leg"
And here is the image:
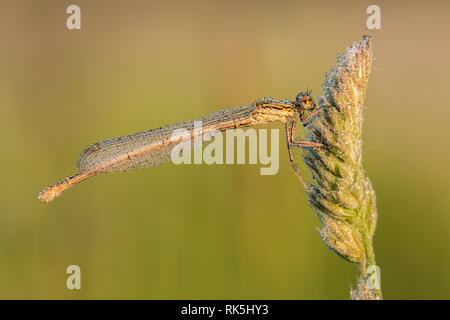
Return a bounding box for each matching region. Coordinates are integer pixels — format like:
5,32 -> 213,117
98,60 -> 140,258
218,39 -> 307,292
285,92 -> 324,191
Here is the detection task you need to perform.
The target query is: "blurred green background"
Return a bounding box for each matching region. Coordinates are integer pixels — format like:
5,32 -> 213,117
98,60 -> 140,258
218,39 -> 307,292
0,0 -> 449,299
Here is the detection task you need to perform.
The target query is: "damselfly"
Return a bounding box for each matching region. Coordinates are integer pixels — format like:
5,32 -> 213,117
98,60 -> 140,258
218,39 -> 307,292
38,91 -> 323,203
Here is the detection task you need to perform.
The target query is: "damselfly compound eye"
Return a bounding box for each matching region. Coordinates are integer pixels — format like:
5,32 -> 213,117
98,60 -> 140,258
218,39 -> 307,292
296,91 -> 315,110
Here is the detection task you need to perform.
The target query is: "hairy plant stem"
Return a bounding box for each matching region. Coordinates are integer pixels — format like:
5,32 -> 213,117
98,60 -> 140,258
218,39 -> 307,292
302,35 -> 381,300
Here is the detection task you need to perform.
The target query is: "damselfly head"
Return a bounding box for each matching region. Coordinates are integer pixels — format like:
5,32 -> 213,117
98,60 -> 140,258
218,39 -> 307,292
295,90 -> 315,111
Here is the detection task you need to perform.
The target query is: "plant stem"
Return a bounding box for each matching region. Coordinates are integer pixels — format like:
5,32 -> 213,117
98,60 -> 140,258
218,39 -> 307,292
302,35 -> 382,299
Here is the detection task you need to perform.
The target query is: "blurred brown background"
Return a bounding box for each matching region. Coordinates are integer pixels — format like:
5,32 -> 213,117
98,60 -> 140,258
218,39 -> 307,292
0,0 -> 449,299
